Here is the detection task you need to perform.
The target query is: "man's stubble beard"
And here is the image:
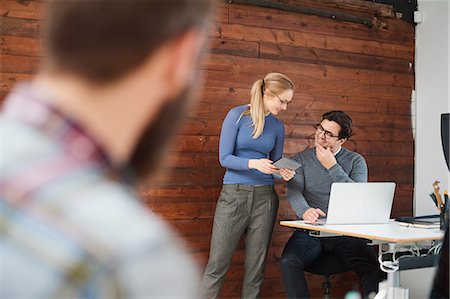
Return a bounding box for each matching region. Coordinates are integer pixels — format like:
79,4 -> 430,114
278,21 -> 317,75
129,85 -> 196,185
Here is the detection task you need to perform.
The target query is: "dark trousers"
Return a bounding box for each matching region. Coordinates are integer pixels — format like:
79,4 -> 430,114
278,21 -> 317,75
280,230 -> 385,298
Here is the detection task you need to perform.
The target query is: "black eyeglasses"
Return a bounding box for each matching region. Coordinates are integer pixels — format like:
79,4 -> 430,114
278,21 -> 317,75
270,91 -> 290,106
314,123 -> 340,139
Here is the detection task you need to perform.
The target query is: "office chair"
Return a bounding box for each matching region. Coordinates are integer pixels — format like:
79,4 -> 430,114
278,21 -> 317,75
304,252 -> 352,299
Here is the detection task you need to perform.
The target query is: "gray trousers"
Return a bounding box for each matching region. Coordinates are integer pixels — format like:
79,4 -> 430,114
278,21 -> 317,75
201,184 -> 279,299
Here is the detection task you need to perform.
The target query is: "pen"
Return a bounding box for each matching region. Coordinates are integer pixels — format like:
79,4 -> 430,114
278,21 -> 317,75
433,181 -> 444,211
429,193 -> 438,207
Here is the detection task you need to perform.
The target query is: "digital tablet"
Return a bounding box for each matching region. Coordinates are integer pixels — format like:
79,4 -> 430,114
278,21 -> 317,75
273,157 -> 302,170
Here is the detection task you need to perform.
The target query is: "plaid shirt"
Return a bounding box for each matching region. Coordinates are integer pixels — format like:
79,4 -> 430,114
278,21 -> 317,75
1,83 -> 199,298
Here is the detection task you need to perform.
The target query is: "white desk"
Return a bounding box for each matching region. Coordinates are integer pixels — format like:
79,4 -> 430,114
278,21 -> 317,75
279,220 -> 444,299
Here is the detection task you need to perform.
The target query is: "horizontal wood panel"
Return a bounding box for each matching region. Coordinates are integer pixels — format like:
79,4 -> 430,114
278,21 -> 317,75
149,167 -> 224,187
284,124 -> 413,142
215,23 -> 413,60
166,135 -> 413,157
0,54 -> 41,74
147,191 -> 413,221
143,183 -> 412,203
0,1 -> 227,30
278,0 -> 397,21
203,70 -> 412,100
284,139 -> 413,157
164,202 -> 412,239
0,16 -> 41,38
201,53 -> 414,88
179,119 -> 414,142
212,5 -> 229,24
145,196 -> 413,221
259,42 -> 412,74
149,166 -> 413,187
1,35 -> 42,56
208,37 -> 259,58
186,105 -> 413,128
382,17 -> 415,35
197,86 -> 412,113
199,85 -> 411,105
228,5 -> 413,46
140,185 -> 222,199
158,152 -> 413,171
0,0 -> 45,20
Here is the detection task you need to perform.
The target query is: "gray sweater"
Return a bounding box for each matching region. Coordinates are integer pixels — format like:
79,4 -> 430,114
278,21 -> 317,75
287,147 -> 368,218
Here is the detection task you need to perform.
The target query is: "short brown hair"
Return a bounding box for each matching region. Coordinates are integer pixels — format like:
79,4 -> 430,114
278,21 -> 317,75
44,0 -> 214,83
322,110 -> 354,139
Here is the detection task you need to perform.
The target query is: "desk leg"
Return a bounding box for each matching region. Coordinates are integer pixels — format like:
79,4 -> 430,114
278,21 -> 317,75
376,281 -> 409,299
386,244 -> 400,287
379,244 -> 409,299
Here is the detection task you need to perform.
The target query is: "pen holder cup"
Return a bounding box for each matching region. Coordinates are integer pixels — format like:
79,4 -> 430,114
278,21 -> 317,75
440,207 -> 449,230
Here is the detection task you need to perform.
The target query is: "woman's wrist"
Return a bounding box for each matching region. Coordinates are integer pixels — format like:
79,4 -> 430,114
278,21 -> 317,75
248,159 -> 256,169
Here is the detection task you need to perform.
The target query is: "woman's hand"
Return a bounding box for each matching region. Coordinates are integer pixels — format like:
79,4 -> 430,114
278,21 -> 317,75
279,168 -> 295,181
248,159 -> 278,174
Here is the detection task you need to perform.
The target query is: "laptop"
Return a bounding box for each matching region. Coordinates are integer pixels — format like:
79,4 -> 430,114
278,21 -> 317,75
316,182 -> 396,225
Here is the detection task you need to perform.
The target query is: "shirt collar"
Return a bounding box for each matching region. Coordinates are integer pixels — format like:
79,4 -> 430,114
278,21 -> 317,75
333,146 -> 342,156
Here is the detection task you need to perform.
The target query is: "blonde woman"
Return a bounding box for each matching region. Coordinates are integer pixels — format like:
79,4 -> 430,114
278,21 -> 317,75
201,73 -> 296,298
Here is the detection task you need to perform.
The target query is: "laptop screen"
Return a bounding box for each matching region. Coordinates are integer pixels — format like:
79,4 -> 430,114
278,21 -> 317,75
324,182 -> 396,225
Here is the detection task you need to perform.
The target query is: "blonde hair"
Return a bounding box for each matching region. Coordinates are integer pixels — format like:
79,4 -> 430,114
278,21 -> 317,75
239,72 -> 294,139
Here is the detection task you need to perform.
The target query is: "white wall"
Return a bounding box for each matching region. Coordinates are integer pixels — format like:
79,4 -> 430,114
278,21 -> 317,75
414,0 -> 450,217
402,1 -> 449,297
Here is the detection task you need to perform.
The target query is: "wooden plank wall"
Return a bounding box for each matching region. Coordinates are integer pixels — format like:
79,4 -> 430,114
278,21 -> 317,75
146,2 -> 415,298
1,0 -> 415,298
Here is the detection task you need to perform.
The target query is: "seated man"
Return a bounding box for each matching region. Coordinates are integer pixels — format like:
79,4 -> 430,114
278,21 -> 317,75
280,110 -> 385,298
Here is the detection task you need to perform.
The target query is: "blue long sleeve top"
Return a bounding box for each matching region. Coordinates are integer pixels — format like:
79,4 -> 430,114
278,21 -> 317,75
219,105 -> 285,185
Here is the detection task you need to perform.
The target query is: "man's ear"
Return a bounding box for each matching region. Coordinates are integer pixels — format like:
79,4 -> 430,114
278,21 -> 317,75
339,138 -> 347,146
164,29 -> 205,98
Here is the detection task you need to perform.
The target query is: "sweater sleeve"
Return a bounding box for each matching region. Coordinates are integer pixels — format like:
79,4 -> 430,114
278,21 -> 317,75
219,108 -> 250,170
286,155 -> 310,218
269,122 -> 285,162
327,153 -> 368,182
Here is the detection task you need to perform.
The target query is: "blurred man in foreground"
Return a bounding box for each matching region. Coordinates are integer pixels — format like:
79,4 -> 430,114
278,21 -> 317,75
1,0 -> 213,298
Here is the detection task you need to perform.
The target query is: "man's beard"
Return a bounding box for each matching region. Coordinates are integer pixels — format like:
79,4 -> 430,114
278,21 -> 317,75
129,86 -> 194,184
